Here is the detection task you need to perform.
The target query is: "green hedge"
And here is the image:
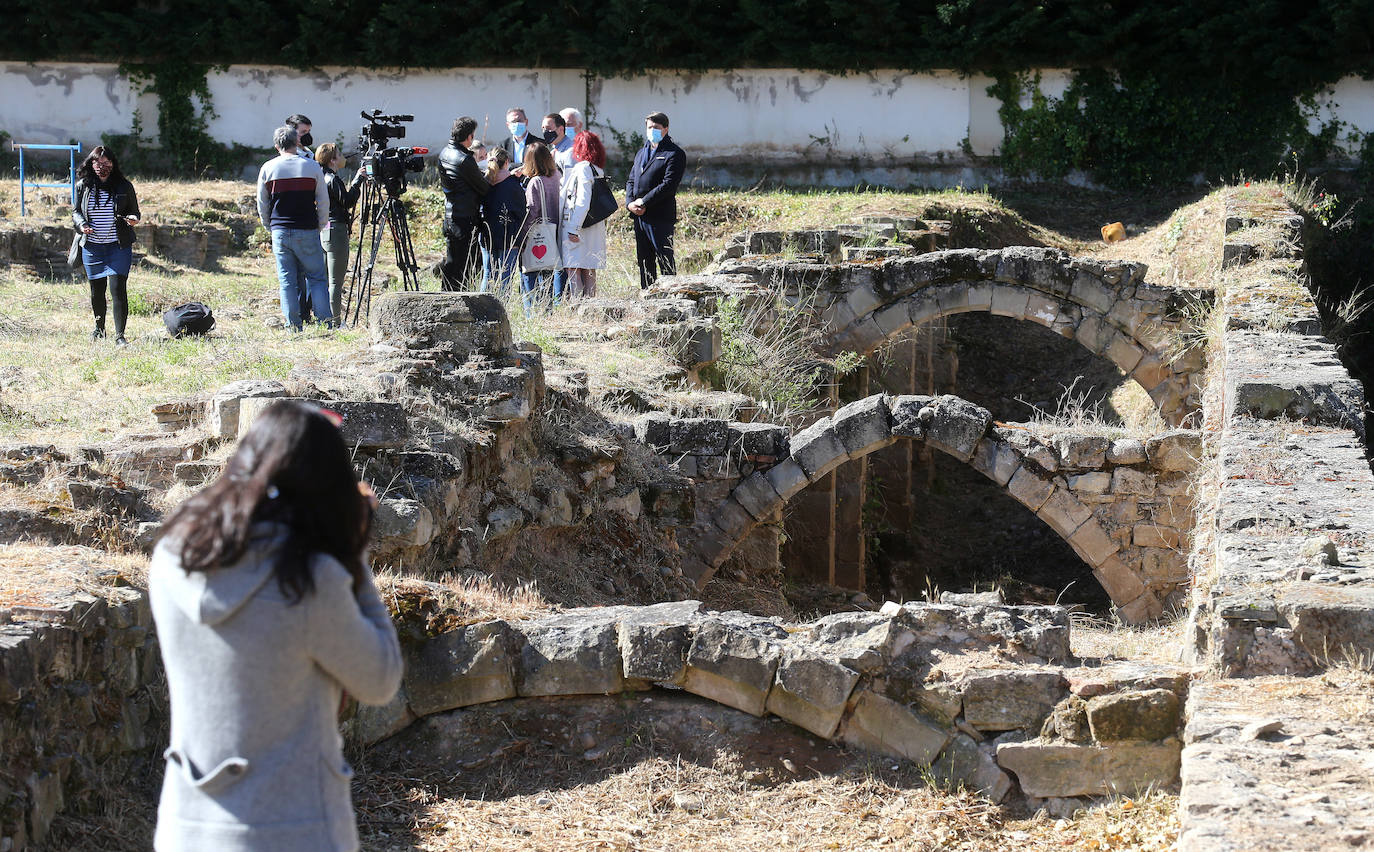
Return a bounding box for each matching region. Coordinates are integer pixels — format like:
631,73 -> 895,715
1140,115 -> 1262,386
8,0 -> 1370,80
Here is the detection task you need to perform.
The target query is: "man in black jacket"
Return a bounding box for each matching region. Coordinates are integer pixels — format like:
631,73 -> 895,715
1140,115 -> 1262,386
626,111 -> 686,290
438,116 -> 490,290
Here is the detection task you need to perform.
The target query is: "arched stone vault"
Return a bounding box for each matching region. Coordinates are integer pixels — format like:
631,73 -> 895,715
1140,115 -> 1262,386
681,394 -> 1200,625
802,247 -> 1210,425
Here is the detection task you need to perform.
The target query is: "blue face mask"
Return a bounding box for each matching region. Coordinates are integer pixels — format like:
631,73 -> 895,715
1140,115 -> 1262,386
566,127 -> 577,141
511,122 -> 527,138
647,127 -> 664,145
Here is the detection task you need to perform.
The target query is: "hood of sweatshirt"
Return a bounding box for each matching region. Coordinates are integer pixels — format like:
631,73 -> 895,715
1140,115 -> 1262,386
156,522 -> 289,627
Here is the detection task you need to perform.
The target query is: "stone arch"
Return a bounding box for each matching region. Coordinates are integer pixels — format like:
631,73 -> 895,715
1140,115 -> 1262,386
688,394 -> 1190,625
811,247 -> 1209,425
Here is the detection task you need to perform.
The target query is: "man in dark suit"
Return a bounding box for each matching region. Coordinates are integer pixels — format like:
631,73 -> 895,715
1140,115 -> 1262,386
626,111 -> 686,290
500,107 -> 540,176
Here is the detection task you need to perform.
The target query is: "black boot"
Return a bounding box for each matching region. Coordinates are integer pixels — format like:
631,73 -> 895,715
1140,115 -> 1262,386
92,318 -> 106,340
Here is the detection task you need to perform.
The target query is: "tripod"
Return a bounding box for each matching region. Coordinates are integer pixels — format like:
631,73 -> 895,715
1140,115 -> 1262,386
345,174 -> 420,327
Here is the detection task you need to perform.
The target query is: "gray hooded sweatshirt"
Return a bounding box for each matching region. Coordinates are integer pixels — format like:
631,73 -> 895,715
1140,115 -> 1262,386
149,524 -> 403,852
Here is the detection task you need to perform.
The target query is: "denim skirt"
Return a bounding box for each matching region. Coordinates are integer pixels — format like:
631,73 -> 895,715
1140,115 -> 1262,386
82,241 -> 133,279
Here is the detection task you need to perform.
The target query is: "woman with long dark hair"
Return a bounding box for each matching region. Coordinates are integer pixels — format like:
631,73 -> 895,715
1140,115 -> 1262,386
150,400 -> 402,852
72,145 -> 140,345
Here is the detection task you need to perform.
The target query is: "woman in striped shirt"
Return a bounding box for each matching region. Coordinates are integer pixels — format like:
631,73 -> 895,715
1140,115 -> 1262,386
73,146 -> 141,345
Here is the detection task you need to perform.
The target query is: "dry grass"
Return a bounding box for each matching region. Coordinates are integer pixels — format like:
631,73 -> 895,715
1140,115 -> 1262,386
1088,190 -> 1226,291
354,714 -> 1178,852
1070,612 -> 1191,664
376,569 -> 554,629
0,542 -> 146,608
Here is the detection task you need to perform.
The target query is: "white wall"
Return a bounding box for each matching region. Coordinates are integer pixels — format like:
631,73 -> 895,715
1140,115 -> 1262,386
3,62 -> 1371,181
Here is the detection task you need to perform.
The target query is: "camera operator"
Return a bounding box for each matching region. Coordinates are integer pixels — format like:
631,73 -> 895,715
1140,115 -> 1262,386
438,116 -> 490,291
316,143 -> 363,326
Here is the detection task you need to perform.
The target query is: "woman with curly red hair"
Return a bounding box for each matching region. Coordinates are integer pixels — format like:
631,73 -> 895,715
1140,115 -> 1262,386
559,131 -> 610,298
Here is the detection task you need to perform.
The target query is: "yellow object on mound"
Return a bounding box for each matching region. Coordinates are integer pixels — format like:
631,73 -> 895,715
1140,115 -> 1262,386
1101,221 -> 1126,243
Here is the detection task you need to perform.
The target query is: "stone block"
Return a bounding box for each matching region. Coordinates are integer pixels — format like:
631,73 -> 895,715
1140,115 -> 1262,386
209,379 -> 287,441
516,611 -> 626,697
1106,438 -> 1148,465
346,684 -> 416,746
1086,689 -> 1181,742
971,437 -> 1021,486
1111,467 -> 1156,496
729,422 -> 789,457
996,739 -> 1181,797
931,734 -> 1015,802
843,689 -> 951,764
1072,522 -> 1122,567
890,394 -> 937,440
831,394 -> 893,457
989,285 -> 1031,319
1104,332 -> 1145,373
372,497 -> 435,551
618,600 -> 705,684
683,618 -> 785,716
801,612 -> 914,673
960,669 -> 1067,732
1071,272 -> 1118,315
872,300 -> 914,338
1023,291 -> 1063,329
709,497 -> 755,540
764,457 -> 811,500
1055,435 -> 1108,470
733,472 -> 784,521
925,395 -> 993,461
1133,525 -> 1182,549
1007,466 -> 1056,512
370,291 -> 512,359
1067,471 -> 1111,494
1037,489 -> 1092,537
1075,314 -> 1111,354
790,419 -> 850,479
1129,354 -> 1172,392
331,400 -> 409,450
634,412 -> 673,450
936,283 -> 971,315
1145,431 -> 1203,472
404,621 -> 518,714
670,418 -> 731,456
1093,555 -> 1148,601
765,645 -> 862,738
966,281 -> 995,311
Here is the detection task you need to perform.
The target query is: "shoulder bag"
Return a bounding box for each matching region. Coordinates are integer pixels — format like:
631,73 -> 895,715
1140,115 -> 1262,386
582,167 -> 619,229
521,177 -> 560,272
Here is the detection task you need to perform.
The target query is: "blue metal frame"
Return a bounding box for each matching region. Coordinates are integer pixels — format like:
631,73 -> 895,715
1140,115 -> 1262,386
13,143 -> 82,217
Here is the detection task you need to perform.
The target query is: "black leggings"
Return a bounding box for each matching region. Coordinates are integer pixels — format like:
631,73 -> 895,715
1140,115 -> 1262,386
90,275 -> 129,337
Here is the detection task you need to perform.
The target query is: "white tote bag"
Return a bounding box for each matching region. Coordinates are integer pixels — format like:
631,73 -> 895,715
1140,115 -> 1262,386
521,220 -> 560,272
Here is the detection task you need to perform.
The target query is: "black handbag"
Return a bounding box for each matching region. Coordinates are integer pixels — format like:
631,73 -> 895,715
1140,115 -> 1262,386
163,302 -> 216,337
582,170 -> 619,228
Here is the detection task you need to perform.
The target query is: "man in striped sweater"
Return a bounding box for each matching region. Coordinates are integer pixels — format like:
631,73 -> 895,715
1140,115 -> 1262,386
257,126 -> 332,330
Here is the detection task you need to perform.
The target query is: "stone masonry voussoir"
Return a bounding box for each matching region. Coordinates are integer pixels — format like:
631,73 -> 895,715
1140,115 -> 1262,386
830,395 -> 894,457
733,472 -> 784,521
765,644 -> 862,738
925,395 -> 993,461
790,419 -> 851,479
683,618 -> 786,716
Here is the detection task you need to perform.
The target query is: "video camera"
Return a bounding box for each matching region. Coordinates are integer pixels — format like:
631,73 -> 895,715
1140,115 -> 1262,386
358,109 -> 426,197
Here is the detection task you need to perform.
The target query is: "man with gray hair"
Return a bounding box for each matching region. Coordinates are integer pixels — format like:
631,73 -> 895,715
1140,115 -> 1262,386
559,107 -> 585,140
257,125 -> 332,330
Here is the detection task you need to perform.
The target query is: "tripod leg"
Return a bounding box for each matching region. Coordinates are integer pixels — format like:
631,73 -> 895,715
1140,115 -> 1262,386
346,183 -> 379,326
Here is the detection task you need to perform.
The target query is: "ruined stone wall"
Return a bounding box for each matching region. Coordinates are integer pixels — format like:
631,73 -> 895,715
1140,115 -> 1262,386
0,585 -> 163,850
352,595 -> 1191,807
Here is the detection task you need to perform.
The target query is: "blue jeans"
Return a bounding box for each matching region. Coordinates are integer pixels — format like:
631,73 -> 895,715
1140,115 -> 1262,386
521,269 -> 556,314
482,247 -> 521,297
271,228 -> 331,330
552,268 -> 567,305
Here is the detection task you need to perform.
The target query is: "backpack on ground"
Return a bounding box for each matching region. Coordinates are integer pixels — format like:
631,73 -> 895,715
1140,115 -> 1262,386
163,302 -> 215,337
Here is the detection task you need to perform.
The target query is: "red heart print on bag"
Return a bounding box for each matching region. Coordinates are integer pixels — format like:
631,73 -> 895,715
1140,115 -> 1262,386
532,245 -> 547,260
